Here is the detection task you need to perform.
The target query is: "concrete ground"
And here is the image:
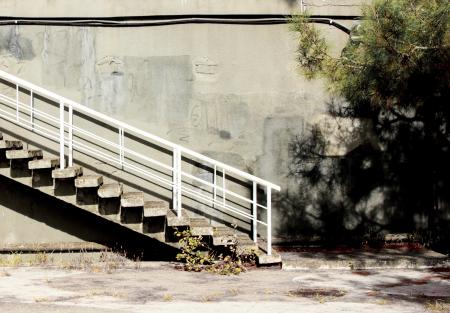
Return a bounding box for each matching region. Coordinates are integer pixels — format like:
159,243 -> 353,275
0,262 -> 449,313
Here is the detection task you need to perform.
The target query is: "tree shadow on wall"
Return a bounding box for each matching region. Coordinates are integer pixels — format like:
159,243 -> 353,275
276,99 -> 450,253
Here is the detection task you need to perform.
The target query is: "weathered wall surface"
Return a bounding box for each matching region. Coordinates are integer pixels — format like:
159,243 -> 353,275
0,0 -> 367,243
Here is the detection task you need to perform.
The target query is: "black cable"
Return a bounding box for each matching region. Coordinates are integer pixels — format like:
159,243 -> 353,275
0,14 -> 359,34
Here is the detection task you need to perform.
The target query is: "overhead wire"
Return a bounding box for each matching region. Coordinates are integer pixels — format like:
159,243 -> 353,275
0,14 -> 360,34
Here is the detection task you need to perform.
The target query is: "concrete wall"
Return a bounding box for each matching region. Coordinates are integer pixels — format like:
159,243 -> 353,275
0,0 -> 366,243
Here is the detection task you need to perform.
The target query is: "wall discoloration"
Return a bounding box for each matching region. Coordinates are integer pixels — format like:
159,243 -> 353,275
0,26 -> 34,60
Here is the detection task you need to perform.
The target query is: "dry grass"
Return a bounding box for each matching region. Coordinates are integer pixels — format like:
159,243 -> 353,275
376,299 -> 391,305
0,253 -> 23,267
425,300 -> 449,312
163,294 -> 173,301
34,297 -> 49,303
0,249 -> 135,274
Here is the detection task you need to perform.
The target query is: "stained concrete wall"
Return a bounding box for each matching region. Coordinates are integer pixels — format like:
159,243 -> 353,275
0,0 -> 366,243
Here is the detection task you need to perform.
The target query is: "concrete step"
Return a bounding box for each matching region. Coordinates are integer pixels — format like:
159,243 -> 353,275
121,191 -> 144,207
256,251 -> 282,265
29,158 -> 60,188
189,218 -> 213,236
75,175 -> 103,188
52,166 -> 83,179
0,140 -> 24,168
52,166 -> 83,197
212,227 -> 252,246
278,247 -> 449,270
143,200 -> 168,217
0,140 -> 22,150
166,209 -> 190,227
98,183 -> 122,198
6,149 -> 42,159
6,149 -> 43,179
75,175 -> 103,207
29,158 -> 60,170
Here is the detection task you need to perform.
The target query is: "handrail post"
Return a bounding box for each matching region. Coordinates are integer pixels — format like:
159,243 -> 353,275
267,187 -> 272,256
59,101 -> 65,169
68,104 -> 73,167
252,181 -> 257,243
172,148 -> 177,213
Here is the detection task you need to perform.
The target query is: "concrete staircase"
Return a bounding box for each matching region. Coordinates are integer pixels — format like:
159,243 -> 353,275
0,131 -> 273,262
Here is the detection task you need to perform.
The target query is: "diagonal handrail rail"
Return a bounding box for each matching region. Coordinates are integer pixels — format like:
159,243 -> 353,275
0,69 -> 280,255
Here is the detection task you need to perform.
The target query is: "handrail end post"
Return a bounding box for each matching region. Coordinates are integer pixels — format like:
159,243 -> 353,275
267,187 -> 272,256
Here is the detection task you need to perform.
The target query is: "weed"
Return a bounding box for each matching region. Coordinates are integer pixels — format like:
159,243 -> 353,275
376,299 -> 390,305
163,294 -> 173,301
86,289 -> 105,297
227,288 -> 239,296
34,297 -> 49,303
314,293 -> 327,304
175,229 -> 256,275
425,300 -> 448,312
0,253 -> 23,267
29,252 -> 51,266
200,292 -> 223,302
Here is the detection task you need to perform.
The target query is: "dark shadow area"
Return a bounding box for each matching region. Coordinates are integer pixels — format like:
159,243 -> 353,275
76,187 -> 98,206
54,178 -> 76,196
32,169 -> 53,187
10,159 -> 34,178
0,174 -> 178,260
143,216 -> 166,234
120,206 -> 143,224
99,197 -> 120,215
278,96 -> 450,254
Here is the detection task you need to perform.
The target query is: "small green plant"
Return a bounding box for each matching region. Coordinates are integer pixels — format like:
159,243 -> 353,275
175,229 -> 256,275
175,229 -> 212,272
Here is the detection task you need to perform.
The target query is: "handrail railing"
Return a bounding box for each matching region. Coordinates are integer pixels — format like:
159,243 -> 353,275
0,69 -> 280,255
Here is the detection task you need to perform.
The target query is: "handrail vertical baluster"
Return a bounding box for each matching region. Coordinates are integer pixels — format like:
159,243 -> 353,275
29,89 -> 33,130
118,128 -> 124,169
213,165 -> 217,208
222,169 -> 226,207
177,149 -> 182,217
173,147 -> 182,217
253,181 -> 257,243
59,101 -> 65,169
16,84 -> 19,122
68,104 -> 73,167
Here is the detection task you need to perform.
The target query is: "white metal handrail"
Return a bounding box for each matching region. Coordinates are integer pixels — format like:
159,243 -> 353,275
0,69 -> 280,255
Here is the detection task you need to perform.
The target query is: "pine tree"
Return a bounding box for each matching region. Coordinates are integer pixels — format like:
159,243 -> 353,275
290,0 -> 449,250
